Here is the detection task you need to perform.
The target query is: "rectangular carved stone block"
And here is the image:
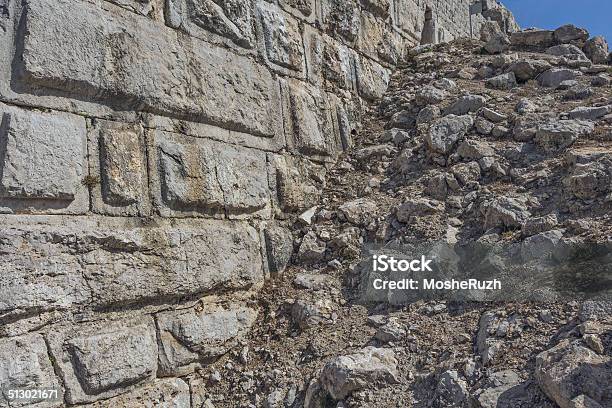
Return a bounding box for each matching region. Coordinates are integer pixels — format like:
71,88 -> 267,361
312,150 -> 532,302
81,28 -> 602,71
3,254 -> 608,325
89,119 -> 149,216
0,215 -> 264,314
0,333 -> 63,408
0,102 -> 88,214
356,12 -> 404,65
256,2 -> 305,76
149,131 -> 270,219
156,303 -> 258,376
18,0 -> 282,139
47,319 -> 158,404
283,80 -> 339,159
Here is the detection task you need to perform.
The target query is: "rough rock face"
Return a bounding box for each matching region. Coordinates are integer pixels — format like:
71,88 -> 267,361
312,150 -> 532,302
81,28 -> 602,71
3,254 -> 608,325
0,0 -> 521,405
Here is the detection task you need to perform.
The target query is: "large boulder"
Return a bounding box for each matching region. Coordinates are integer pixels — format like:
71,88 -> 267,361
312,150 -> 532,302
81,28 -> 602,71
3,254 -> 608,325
537,68 -> 582,88
510,29 -> 555,47
444,94 -> 487,116
320,347 -> 400,400
554,24 -> 589,44
486,72 -> 517,90
583,36 -> 609,64
506,59 -> 551,82
535,340 -> 612,408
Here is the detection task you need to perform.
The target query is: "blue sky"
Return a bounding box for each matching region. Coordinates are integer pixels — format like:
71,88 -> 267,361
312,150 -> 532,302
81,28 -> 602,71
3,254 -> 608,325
502,0 -> 611,41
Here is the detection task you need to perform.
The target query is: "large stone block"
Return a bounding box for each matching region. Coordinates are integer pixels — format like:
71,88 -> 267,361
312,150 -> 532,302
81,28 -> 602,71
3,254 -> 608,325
357,12 -> 403,65
0,216 -> 264,313
284,81 -> 339,158
0,102 -> 88,214
156,303 -> 258,376
256,2 -> 305,76
303,26 -> 356,92
279,0 -> 316,21
47,319 -> 158,404
89,119 -> 149,216
149,131 -> 270,218
270,154 -> 326,212
165,0 -> 256,49
80,378 -> 190,408
17,0 -> 282,139
355,56 -> 391,100
0,333 -> 63,408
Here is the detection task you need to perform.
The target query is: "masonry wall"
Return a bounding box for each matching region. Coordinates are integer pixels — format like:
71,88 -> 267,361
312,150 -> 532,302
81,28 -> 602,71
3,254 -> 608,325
0,0 -> 513,406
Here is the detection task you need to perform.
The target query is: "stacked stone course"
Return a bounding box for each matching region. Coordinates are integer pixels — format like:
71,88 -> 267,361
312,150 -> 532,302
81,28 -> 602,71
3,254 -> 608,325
0,0 -> 514,405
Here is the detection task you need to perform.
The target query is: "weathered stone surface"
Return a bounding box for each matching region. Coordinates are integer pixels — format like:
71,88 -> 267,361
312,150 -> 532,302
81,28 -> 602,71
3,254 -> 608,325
0,333 -> 63,407
547,44 -> 588,58
256,3 -> 305,74
534,120 -> 594,152
322,0 -> 361,41
567,105 -> 612,120
535,340 -> 612,408
271,154 -> 326,212
444,94 -> 487,115
415,85 -> 448,106
157,303 -> 257,376
88,120 -> 148,216
359,0 -> 390,18
355,56 -> 391,101
425,115 -> 474,155
537,68 -> 582,88
264,226 -> 294,275
303,27 -> 355,91
279,0 -> 315,19
554,24 -> 589,44
320,347 -> 399,400
339,198 -> 377,226
435,370 -> 470,406
286,81 -> 338,157
583,36 -> 609,64
481,196 -> 531,229
486,72 -> 517,90
297,231 -> 326,263
150,131 -> 270,218
506,59 -> 551,82
166,0 -> 256,49
80,378 -> 190,408
510,29 -> 555,47
0,103 -> 87,213
564,159 -> 612,199
356,12 -> 402,65
46,320 -> 156,404
0,216 -> 263,315
19,0 -> 281,138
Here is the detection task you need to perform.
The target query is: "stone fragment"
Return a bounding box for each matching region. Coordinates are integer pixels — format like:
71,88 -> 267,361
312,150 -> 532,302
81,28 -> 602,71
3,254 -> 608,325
425,115 -> 474,155
482,197 -> 531,229
486,72 -> 518,90
583,36 -> 609,64
273,154 -> 326,212
579,300 -> 612,322
537,68 -> 582,88
264,226 -> 293,275
156,304 -> 257,376
521,230 -> 564,262
355,57 -> 391,101
554,24 -> 589,44
396,198 -> 443,222
298,231 -> 326,263
416,105 -> 441,125
535,340 -> 612,408
569,395 -> 605,408
547,44 -> 588,58
339,198 -> 377,226
435,370 -> 470,407
476,370 -> 522,408
374,320 -> 406,343
452,162 -> 482,185
415,85 -> 447,106
510,29 -> 555,47
457,140 -> 495,160
0,333 -> 63,408
48,320 -> 158,404
475,118 -> 495,135
506,59 -> 552,82
534,120 -> 594,152
324,0 -> 360,41
564,160 -> 611,199
292,299 -> 336,329
320,347 -> 399,400
444,94 -> 487,116
567,106 -> 612,120
482,108 -> 507,123
522,214 -> 558,237
484,32 -> 510,54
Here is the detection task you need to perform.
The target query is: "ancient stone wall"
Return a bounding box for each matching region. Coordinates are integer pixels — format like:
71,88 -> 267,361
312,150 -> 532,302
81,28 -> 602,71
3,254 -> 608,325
0,0 -> 514,406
